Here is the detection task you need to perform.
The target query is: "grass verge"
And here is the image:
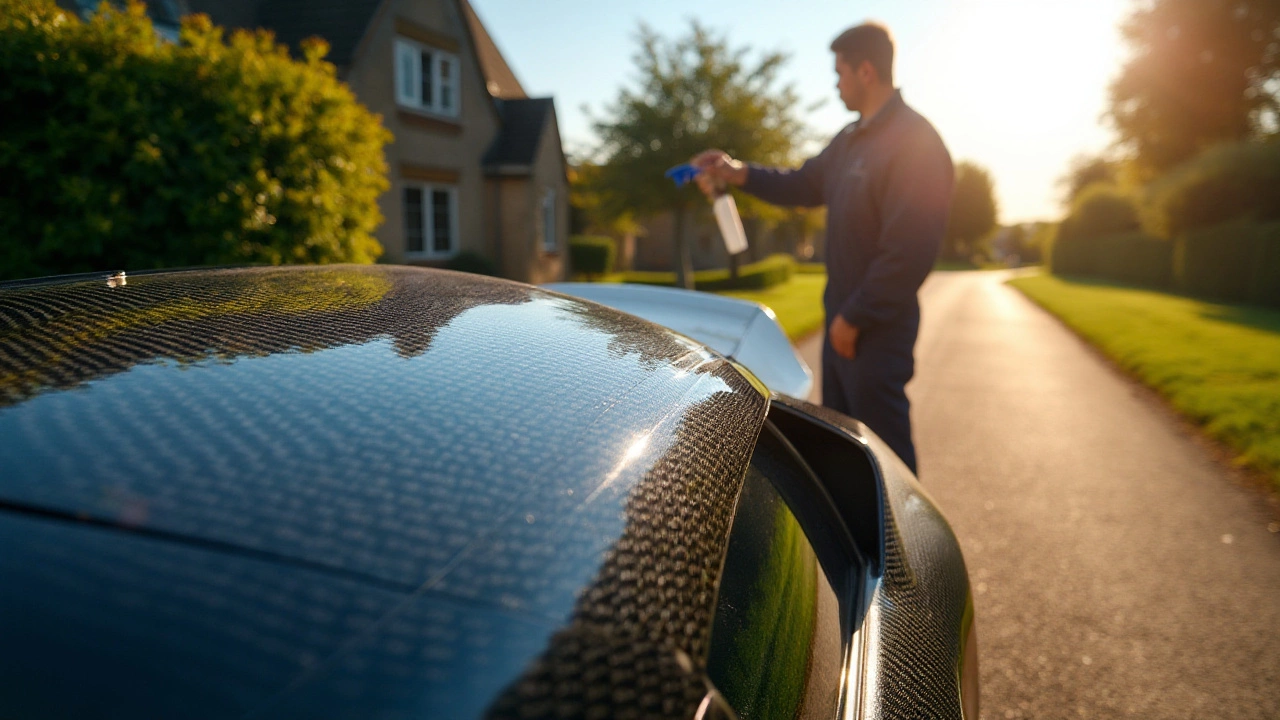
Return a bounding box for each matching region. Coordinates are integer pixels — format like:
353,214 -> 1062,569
1009,273 -> 1280,489
716,273 -> 826,341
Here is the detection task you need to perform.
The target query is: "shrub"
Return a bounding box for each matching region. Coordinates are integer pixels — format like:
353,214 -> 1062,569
0,0 -> 391,281
1051,184 -> 1142,276
568,235 -> 617,277
1145,141 -> 1280,239
1174,220 -> 1280,307
445,251 -> 498,276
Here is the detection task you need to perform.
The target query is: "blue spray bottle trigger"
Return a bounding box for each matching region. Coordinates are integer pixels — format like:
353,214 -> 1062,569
664,163 -> 701,187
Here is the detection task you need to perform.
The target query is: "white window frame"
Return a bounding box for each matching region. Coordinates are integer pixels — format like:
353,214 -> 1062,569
403,182 -> 459,259
541,188 -> 558,252
394,38 -> 460,118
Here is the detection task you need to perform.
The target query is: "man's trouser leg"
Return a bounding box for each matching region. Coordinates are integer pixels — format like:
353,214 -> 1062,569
822,334 -> 918,474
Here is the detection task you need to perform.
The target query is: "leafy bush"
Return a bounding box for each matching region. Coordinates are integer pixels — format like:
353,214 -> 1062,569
623,253 -> 795,291
445,251 -> 498,276
1051,184 -> 1142,275
568,235 -> 617,277
0,0 -> 391,281
1144,141 -> 1280,238
1174,220 -> 1280,307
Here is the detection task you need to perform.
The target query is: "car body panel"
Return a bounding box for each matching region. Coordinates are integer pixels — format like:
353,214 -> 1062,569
0,266 -> 768,719
544,282 -> 814,399
767,396 -> 975,720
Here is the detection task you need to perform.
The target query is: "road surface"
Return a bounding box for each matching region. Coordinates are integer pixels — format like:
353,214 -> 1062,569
796,270 -> 1280,718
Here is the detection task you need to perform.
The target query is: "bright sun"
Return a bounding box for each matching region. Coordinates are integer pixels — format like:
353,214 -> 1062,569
905,0 -> 1129,220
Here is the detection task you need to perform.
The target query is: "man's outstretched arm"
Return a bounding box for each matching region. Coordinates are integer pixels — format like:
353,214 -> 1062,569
692,149 -> 828,208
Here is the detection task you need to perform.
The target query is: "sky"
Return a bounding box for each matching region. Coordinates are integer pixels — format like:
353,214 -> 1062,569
468,0 -> 1134,224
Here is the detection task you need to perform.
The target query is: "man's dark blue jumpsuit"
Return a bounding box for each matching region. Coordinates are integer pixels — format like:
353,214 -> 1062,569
742,91 -> 953,474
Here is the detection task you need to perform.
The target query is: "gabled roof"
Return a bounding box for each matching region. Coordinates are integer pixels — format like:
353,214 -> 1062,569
190,0 -> 529,90
483,98 -> 555,170
458,0 -> 525,99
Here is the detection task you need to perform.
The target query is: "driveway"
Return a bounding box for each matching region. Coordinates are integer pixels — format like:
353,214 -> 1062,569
796,269 -> 1280,718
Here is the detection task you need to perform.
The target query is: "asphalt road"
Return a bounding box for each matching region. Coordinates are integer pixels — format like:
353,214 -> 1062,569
796,270 -> 1280,719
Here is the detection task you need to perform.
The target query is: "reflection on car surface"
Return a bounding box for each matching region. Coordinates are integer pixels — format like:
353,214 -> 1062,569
0,266 -> 976,719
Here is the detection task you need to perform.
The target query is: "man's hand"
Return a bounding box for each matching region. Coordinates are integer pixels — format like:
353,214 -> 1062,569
691,150 -> 748,198
829,315 -> 860,360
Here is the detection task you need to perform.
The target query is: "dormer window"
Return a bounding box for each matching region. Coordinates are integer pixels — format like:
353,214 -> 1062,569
395,38 -> 460,117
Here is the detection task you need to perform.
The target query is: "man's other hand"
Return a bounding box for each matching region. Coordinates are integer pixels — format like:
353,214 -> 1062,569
829,315 -> 860,360
691,150 -> 748,198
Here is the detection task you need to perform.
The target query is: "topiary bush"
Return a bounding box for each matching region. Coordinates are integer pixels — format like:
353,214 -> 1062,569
0,0 -> 391,280
569,235 -> 617,277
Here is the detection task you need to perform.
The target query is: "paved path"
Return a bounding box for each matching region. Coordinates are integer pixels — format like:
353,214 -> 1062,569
796,270 -> 1280,719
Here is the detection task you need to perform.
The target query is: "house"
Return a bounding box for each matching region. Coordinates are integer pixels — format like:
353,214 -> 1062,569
183,0 -> 570,282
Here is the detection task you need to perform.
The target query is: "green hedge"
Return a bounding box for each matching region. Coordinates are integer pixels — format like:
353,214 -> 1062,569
1144,141 -> 1280,238
568,235 -> 616,276
1092,232 -> 1173,288
1052,230 -> 1173,288
1174,220 -> 1280,307
623,253 -> 796,291
0,1 -> 390,280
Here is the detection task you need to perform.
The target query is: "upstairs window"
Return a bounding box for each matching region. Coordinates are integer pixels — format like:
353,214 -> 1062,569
395,39 -> 460,117
403,184 -> 458,258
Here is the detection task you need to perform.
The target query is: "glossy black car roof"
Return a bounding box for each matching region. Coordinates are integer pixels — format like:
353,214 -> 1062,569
0,266 -> 769,719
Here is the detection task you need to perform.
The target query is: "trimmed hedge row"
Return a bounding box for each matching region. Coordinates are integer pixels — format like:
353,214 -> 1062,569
1175,221 -> 1280,307
568,235 -> 617,276
1052,231 -> 1173,289
623,253 -> 796,291
1051,221 -> 1280,308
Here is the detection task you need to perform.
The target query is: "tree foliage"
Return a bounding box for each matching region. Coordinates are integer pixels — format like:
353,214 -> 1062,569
1059,153 -> 1121,208
585,21 -> 806,286
1107,0 -> 1280,174
943,161 -> 998,261
0,0 -> 391,280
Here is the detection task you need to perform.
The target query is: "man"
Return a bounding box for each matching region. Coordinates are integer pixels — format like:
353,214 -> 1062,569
693,22 -> 952,474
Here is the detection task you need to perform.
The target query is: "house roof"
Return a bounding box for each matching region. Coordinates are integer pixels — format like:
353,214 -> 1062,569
190,0 -> 529,91
255,0 -> 383,67
458,0 -> 526,99
483,98 -> 555,170
186,0 -> 381,68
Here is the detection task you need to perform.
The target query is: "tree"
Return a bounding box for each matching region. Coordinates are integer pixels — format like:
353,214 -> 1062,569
0,0 -> 391,280
587,21 -> 805,288
1107,0 -> 1280,175
944,161 -> 998,262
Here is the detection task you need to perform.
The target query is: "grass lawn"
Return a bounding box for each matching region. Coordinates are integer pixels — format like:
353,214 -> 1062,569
1009,273 -> 1280,489
716,273 -> 826,341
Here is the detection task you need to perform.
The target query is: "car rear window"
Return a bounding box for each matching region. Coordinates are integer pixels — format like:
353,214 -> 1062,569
705,425 -> 847,720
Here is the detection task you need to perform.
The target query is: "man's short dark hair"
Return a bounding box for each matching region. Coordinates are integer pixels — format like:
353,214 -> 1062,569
830,22 -> 894,85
